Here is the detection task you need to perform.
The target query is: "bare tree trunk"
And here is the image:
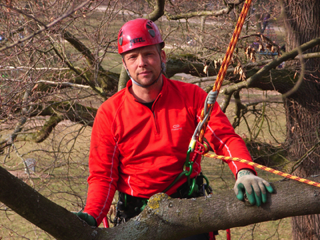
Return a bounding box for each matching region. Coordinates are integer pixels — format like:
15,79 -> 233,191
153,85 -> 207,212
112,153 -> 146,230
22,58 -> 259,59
118,65 -> 130,91
286,99 -> 320,239
282,0 -> 320,239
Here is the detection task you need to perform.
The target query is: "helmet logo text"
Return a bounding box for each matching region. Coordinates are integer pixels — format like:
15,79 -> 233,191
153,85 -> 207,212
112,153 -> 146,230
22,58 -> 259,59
130,37 -> 145,46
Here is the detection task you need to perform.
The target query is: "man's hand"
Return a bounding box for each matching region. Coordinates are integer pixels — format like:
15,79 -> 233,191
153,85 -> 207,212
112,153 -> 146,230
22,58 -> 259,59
73,211 -> 97,227
234,169 -> 274,206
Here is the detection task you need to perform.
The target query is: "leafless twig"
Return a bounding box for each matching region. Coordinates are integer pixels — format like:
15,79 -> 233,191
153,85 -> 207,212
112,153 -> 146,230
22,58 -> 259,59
0,0 -> 92,51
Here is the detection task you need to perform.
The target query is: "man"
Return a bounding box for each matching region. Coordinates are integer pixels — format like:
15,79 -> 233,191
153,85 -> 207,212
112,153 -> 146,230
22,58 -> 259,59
75,18 -> 273,239
261,12 -> 271,34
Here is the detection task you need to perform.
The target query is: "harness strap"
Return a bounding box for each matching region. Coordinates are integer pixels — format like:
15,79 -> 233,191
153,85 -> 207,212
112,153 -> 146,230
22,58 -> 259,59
113,173 -> 212,226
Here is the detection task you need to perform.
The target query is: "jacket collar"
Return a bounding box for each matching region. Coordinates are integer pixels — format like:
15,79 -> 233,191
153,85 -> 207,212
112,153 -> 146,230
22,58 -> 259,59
125,75 -> 168,103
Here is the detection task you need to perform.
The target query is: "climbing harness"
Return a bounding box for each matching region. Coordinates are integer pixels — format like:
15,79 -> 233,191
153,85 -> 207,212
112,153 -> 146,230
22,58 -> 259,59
112,192 -> 149,226
113,174 -> 213,226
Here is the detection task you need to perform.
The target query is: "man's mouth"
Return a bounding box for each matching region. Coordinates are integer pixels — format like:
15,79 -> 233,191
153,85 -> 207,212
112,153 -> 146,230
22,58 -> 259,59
138,71 -> 151,76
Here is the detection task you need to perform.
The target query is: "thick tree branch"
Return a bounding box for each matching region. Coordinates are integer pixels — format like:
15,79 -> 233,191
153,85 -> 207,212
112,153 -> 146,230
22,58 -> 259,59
1,164 -> 320,240
59,30 -> 119,93
61,30 -> 96,66
0,102 -> 97,148
166,57 -> 219,78
0,165 -> 102,240
28,101 -> 96,143
145,0 -> 165,21
219,37 -> 320,110
239,38 -> 320,91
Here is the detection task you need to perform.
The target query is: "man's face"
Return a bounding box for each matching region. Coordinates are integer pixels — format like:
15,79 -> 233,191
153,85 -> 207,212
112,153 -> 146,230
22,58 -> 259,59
122,45 -> 165,87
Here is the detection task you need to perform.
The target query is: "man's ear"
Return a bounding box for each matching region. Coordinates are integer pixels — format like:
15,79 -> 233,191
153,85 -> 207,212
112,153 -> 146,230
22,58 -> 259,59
160,50 -> 166,72
161,50 -> 166,63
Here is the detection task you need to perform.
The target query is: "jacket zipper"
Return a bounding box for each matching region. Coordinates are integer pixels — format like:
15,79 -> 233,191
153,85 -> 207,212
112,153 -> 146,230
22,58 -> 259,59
151,96 -> 161,135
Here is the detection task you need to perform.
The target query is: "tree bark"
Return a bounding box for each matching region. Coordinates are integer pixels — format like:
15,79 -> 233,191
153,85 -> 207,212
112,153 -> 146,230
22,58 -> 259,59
2,165 -> 320,240
282,0 -> 320,239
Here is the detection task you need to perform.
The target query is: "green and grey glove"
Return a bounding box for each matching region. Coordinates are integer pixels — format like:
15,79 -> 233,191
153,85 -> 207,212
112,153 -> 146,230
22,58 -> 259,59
234,169 -> 274,206
73,211 -> 97,227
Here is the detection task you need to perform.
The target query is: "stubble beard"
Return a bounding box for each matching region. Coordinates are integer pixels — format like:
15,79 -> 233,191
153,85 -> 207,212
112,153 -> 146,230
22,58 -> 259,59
135,71 -> 160,88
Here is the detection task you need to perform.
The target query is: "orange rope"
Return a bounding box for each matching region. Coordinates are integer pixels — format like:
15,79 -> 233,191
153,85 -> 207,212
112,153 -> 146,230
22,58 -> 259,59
198,0 -> 252,143
212,0 -> 252,93
196,0 -> 320,189
197,0 -> 320,190
204,152 -> 320,188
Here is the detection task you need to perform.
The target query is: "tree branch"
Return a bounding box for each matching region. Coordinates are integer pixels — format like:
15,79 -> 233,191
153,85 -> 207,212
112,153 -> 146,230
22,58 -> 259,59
166,0 -> 245,20
2,164 -> 320,240
145,0 -> 165,21
0,165 -> 102,240
0,0 -> 92,51
36,80 -> 93,89
57,30 -> 118,94
221,37 -> 320,100
0,101 -> 97,147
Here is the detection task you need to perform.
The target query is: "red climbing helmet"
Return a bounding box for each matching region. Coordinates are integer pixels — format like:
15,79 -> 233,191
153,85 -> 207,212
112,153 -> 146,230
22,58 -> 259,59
118,18 -> 164,54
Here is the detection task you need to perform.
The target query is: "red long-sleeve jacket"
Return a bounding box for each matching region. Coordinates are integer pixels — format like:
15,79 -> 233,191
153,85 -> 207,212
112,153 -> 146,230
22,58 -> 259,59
84,76 -> 255,225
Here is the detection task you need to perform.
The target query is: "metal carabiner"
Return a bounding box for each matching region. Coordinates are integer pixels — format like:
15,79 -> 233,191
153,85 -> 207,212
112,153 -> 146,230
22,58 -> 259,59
184,161 -> 193,177
187,178 -> 197,196
202,174 -> 213,195
184,148 -> 194,177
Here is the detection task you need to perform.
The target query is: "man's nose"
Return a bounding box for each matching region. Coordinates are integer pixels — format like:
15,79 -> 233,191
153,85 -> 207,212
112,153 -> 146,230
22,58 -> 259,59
137,55 -> 147,67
